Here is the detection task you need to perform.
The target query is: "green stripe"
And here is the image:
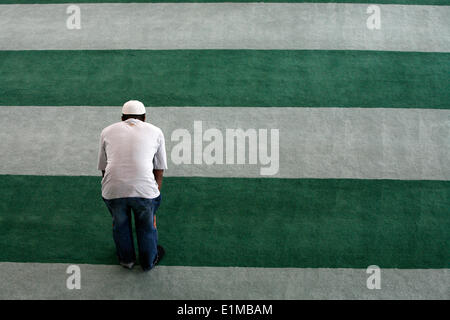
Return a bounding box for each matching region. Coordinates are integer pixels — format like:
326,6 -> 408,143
1,50 -> 449,108
1,175 -> 448,268
0,1 -> 447,6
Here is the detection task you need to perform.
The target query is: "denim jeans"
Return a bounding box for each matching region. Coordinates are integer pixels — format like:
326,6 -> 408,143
102,194 -> 161,271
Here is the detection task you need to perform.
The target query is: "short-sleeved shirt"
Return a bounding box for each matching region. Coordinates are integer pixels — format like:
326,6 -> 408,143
97,118 -> 168,200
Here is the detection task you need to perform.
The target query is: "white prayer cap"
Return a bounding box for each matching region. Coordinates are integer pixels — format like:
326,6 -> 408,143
122,100 -> 146,115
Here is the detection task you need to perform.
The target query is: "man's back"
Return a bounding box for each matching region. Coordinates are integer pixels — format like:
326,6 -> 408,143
98,118 -> 167,200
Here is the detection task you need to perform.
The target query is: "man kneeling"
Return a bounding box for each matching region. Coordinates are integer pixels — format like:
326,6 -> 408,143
97,100 -> 167,271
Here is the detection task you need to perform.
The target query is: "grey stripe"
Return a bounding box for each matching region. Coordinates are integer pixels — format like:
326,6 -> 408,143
0,262 -> 448,300
0,3 -> 449,52
0,106 -> 449,180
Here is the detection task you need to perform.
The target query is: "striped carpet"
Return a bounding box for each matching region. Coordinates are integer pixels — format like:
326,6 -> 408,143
0,0 -> 449,299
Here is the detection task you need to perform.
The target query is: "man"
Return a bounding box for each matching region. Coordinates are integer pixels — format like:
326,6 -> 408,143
97,100 -> 167,271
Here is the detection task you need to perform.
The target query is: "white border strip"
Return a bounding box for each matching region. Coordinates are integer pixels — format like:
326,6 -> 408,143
0,262 -> 448,299
0,3 -> 449,52
1,106 -> 449,180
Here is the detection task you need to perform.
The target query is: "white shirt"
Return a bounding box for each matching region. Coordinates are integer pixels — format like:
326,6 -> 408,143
97,118 -> 168,200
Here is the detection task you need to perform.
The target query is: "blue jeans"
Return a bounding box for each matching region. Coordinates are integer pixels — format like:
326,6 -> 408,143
103,194 -> 161,271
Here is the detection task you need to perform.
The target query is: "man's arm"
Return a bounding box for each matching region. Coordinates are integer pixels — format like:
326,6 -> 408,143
153,130 -> 167,192
153,169 -> 164,191
98,133 -> 107,176
153,169 -> 164,228
153,169 -> 164,229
